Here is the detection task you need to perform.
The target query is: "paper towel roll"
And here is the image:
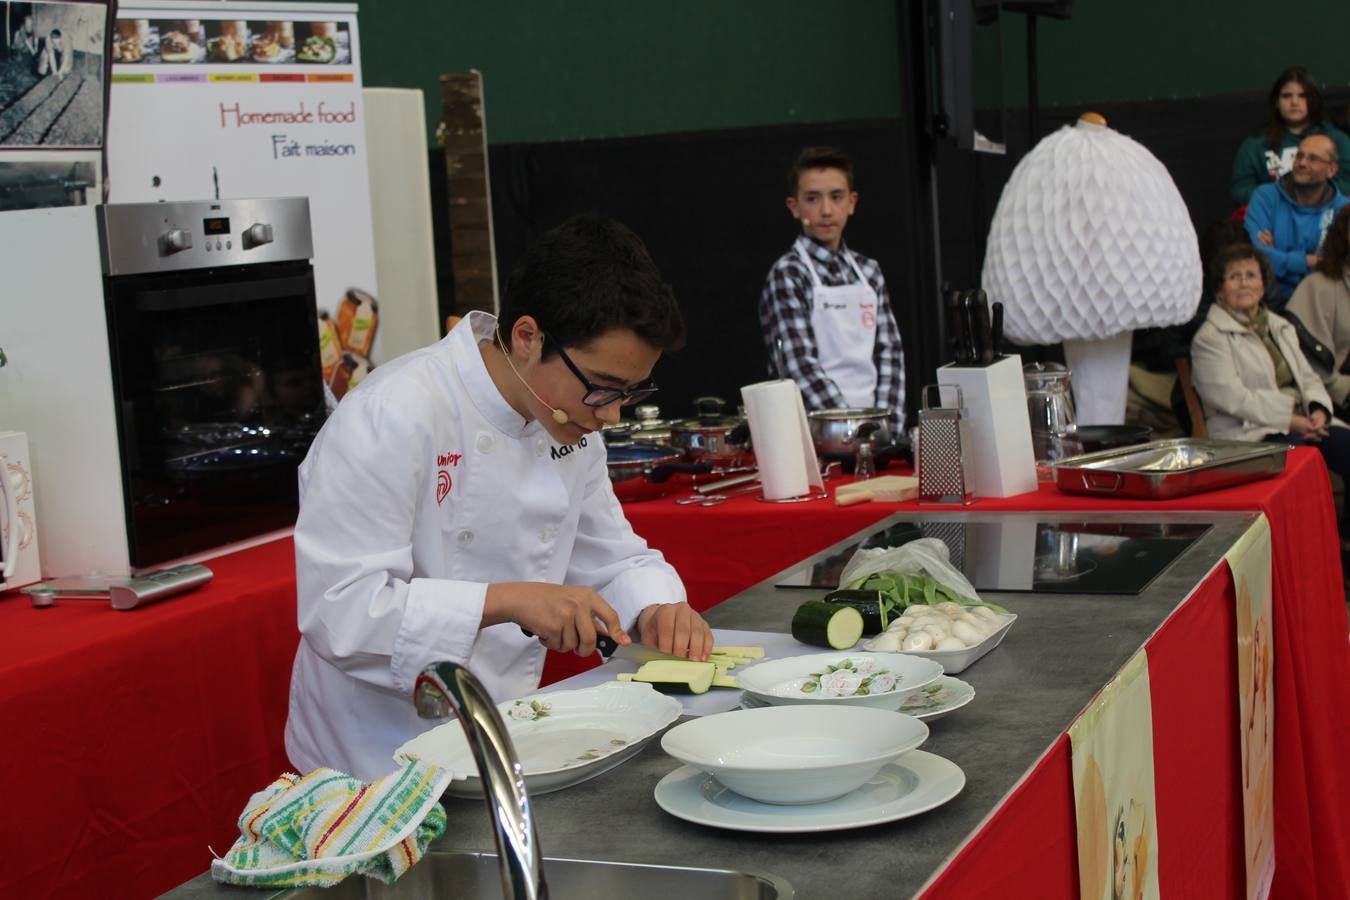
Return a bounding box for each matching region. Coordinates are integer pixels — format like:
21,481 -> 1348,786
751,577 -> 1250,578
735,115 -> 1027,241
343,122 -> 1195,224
740,380 -> 820,500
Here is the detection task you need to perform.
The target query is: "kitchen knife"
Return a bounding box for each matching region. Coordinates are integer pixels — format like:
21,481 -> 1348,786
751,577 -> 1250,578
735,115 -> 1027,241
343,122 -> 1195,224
944,288 -> 967,365
961,290 -> 982,366
520,627 -> 619,658
973,290 -> 994,365
991,300 -> 1004,360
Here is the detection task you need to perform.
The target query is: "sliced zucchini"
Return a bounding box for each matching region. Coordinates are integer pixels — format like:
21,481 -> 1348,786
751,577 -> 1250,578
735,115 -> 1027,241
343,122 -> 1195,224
711,673 -> 740,689
792,600 -> 864,649
711,645 -> 765,659
630,659 -> 716,694
822,589 -> 890,635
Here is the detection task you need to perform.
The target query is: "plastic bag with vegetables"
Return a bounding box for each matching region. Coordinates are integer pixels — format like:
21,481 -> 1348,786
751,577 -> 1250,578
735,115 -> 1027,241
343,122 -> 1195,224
837,537 -> 1007,616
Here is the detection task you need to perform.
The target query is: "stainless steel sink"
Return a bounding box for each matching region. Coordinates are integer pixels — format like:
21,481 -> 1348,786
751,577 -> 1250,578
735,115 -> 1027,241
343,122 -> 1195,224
269,850 -> 792,899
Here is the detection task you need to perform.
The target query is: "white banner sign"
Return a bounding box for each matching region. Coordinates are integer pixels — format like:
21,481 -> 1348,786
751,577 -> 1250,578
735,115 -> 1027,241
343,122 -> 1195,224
106,1 -> 380,390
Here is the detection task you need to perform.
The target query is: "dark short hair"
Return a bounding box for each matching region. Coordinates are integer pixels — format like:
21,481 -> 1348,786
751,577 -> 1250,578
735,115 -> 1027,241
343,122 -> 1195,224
50,28 -> 63,38
1319,205 -> 1350,281
1265,66 -> 1326,152
499,213 -> 685,356
789,146 -> 854,195
1211,243 -> 1273,295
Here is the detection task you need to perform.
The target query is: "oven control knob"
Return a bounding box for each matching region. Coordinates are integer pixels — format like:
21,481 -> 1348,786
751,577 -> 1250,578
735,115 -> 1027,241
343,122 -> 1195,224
243,223 -> 274,249
159,228 -> 192,255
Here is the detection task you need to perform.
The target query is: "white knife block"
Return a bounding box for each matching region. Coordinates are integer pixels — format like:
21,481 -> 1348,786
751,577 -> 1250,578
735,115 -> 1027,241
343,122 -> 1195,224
936,354 -> 1038,499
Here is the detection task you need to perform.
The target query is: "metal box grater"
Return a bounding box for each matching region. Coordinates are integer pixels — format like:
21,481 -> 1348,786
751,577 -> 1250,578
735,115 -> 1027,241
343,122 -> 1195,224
917,384 -> 974,504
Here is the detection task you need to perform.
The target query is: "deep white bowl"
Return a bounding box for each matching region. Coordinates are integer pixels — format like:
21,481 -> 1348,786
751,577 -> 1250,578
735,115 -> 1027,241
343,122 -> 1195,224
735,651 -> 944,711
660,704 -> 929,805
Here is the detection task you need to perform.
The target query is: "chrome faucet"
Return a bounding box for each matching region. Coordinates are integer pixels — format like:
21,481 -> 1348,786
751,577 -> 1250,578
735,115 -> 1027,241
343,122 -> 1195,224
415,662 -> 549,900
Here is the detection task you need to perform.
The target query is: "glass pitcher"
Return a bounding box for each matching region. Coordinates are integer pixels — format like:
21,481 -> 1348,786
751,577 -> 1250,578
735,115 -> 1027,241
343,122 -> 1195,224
1023,362 -> 1084,480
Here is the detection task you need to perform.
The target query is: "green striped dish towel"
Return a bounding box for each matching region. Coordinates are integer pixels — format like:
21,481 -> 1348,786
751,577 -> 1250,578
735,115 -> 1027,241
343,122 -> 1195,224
210,759 -> 453,888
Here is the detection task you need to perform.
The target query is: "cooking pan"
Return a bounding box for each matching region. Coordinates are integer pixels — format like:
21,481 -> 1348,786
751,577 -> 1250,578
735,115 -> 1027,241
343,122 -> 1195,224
806,408 -> 910,473
667,397 -> 754,473
605,441 -> 711,502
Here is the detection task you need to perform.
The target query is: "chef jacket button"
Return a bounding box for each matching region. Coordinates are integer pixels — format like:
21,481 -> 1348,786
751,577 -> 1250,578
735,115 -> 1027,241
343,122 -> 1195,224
536,439 -> 547,457
476,434 -> 494,454
541,525 -> 557,543
457,529 -> 475,546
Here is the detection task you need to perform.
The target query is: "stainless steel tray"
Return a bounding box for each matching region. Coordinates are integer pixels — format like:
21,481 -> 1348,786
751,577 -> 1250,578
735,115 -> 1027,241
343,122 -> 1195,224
1052,438 -> 1288,500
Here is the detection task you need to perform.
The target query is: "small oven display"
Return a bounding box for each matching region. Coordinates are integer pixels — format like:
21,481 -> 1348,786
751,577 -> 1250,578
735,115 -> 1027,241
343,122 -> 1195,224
203,216 -> 231,236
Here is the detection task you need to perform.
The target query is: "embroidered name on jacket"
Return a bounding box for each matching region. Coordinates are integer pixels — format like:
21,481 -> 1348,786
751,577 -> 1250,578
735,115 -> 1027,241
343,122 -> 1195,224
550,436 -> 588,460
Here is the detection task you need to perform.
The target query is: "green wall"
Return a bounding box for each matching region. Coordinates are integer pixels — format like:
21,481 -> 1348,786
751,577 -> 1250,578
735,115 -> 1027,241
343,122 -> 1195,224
355,0 -> 902,146
344,0 -> 1350,146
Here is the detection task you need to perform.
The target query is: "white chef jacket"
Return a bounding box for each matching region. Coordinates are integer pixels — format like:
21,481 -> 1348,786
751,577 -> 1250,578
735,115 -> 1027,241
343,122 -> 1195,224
285,311 -> 686,780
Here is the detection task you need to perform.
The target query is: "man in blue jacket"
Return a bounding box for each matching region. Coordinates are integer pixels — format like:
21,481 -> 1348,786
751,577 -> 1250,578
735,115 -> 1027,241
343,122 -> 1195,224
1246,134 -> 1349,305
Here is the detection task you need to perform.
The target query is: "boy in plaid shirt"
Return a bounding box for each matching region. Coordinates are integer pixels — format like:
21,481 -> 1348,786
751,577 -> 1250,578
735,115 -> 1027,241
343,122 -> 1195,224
759,147 -> 905,431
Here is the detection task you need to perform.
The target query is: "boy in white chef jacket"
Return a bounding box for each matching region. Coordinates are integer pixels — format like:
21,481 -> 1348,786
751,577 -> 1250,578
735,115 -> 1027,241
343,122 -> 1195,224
286,214 -> 712,780
759,147 -> 906,431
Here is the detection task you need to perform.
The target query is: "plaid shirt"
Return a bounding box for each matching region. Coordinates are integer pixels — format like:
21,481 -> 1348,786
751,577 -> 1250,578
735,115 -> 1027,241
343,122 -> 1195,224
759,234 -> 905,428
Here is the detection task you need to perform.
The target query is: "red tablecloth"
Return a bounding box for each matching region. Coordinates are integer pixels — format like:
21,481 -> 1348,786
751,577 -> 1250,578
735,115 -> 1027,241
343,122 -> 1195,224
0,539 -> 299,900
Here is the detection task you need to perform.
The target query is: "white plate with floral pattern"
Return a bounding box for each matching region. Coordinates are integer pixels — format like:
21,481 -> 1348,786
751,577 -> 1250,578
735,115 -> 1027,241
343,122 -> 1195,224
394,681 -> 682,798
654,749 -> 965,833
735,651 -> 944,711
741,674 -> 974,721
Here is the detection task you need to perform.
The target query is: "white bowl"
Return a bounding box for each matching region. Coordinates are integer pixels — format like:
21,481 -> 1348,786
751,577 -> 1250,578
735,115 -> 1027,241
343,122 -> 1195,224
660,705 -> 929,804
735,651 -> 944,711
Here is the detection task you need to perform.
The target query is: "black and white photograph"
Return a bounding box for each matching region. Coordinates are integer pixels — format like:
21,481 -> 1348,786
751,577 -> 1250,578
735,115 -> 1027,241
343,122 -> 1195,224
0,1 -> 106,147
0,150 -> 97,209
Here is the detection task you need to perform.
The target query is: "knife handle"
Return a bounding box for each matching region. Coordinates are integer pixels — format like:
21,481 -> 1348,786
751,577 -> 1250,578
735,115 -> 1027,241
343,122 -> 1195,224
943,288 -> 966,365
961,291 -> 981,366
991,301 -> 1004,360
520,627 -> 619,658
974,291 -> 993,365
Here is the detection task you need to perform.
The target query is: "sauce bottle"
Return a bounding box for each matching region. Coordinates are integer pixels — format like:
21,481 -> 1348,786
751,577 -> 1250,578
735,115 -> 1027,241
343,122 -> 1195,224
337,289 -> 378,358
317,310 -> 341,383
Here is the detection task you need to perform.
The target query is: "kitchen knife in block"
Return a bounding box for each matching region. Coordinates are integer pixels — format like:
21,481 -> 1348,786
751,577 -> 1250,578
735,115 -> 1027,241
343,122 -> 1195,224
834,475 -> 919,506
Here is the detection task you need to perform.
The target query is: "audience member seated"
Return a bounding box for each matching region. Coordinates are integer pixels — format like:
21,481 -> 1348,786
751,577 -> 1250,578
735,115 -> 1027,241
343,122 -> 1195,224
1191,243 -> 1350,538
1244,134 -> 1348,305
1286,205 -> 1350,415
1230,66 -> 1350,207
1127,219 -> 1248,437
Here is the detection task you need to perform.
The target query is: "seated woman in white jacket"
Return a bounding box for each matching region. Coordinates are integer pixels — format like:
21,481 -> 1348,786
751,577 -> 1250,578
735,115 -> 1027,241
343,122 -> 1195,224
1191,242 -> 1350,524
286,214 -> 712,780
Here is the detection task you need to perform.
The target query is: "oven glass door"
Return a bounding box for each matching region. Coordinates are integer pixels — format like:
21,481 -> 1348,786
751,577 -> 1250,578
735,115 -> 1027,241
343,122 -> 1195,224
105,259 -> 327,567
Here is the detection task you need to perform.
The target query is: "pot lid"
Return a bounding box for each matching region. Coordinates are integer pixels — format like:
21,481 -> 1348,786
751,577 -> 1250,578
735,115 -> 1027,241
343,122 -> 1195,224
606,441 -> 681,465
671,396 -> 744,432
806,407 -> 891,421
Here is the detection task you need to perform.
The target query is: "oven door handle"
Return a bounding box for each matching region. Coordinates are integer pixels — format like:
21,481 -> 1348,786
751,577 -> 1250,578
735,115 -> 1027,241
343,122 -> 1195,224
131,274 -> 315,312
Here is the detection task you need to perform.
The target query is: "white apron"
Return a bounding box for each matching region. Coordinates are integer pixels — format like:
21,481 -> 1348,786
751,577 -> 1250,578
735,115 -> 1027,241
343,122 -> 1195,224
798,245 -> 880,407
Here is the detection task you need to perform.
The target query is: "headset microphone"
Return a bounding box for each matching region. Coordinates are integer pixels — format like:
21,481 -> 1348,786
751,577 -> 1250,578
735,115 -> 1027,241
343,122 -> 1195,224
803,218 -> 812,226
496,327 -> 571,426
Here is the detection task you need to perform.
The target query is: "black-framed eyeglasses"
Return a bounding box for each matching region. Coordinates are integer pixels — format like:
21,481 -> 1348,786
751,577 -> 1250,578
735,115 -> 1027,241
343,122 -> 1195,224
545,333 -> 659,407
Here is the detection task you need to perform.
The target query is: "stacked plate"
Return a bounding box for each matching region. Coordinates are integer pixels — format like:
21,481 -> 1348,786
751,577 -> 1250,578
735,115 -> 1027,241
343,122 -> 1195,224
734,651 -> 945,710
655,700 -> 965,833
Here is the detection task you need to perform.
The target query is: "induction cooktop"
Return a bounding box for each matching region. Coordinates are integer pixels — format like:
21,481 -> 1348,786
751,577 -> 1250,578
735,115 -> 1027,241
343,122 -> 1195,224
775,520 -> 1213,595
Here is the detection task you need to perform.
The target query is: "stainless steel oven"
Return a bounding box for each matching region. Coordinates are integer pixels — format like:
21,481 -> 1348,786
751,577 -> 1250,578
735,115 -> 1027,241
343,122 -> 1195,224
98,197 -> 327,568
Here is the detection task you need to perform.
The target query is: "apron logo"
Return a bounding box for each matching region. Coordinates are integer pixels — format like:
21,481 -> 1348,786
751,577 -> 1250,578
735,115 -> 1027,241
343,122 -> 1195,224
435,451 -> 462,505
550,435 -> 588,460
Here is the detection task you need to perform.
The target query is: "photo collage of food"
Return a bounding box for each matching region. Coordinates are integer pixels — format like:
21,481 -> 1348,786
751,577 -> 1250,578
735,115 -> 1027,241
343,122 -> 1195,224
111,19 -> 351,66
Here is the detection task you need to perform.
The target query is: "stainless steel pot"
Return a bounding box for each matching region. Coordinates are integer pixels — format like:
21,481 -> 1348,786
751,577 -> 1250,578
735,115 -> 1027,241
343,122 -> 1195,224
604,439 -> 711,502
667,396 -> 753,472
807,407 -> 892,456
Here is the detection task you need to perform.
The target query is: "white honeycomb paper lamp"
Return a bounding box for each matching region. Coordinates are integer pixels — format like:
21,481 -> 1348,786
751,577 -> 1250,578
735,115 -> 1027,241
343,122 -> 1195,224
982,113 -> 1202,424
